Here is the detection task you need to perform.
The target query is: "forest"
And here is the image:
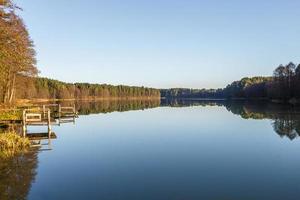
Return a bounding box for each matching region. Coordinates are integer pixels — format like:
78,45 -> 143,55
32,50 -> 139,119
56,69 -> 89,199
161,62 -> 300,103
17,77 -> 160,100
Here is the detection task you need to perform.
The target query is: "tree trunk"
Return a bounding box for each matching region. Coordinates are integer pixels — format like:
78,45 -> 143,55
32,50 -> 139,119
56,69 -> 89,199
3,74 -> 11,103
8,73 -> 16,103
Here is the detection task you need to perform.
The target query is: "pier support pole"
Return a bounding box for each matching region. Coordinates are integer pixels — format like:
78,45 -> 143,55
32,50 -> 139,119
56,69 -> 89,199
47,110 -> 52,136
22,110 -> 27,137
58,104 -> 62,124
43,105 -> 46,118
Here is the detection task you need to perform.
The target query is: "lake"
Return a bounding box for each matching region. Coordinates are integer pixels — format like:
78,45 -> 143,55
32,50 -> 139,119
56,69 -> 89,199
1,99 -> 300,200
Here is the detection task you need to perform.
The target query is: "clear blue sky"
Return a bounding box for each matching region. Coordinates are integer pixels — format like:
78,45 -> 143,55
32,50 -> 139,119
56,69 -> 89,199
16,0 -> 300,88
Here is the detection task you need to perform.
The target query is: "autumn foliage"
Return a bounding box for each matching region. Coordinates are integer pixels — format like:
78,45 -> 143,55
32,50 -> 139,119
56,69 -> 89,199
0,0 -> 37,104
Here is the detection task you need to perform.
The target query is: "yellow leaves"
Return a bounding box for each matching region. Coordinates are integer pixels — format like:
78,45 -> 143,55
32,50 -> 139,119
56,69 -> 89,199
0,1 -> 37,103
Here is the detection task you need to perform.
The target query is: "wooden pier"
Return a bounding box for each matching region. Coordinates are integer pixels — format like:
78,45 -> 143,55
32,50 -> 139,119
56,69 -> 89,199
20,104 -> 78,150
1,104 -> 78,145
40,104 -> 77,116
22,109 -> 53,137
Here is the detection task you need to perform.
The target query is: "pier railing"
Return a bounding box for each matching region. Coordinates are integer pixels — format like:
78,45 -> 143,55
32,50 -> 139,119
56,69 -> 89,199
22,108 -> 52,137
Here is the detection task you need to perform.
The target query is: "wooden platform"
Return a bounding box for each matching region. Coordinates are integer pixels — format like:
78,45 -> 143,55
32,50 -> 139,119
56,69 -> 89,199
26,118 -> 58,126
26,132 -> 57,140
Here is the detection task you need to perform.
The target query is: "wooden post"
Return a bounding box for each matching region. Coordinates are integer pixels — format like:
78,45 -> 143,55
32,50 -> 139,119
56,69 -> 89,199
48,138 -> 52,150
48,129 -> 51,139
58,104 -> 62,121
73,104 -> 76,114
47,110 -> 52,134
43,105 -> 46,118
22,110 -> 26,137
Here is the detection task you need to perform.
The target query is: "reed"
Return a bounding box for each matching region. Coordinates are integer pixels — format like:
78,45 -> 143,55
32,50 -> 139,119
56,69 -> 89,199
0,131 -> 30,158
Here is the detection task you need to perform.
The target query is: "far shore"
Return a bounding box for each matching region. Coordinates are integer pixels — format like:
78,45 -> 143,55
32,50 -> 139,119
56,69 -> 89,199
12,97 -> 300,105
16,96 -> 161,103
1,96 -> 300,109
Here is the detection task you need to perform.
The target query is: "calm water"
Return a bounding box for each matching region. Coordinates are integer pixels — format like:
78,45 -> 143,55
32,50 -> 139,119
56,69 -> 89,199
1,100 -> 300,200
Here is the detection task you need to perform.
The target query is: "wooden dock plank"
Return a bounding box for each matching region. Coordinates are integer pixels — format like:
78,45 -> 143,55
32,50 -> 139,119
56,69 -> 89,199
26,132 -> 57,140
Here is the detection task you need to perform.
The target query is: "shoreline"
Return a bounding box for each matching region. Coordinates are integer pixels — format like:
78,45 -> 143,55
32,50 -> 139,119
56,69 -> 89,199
1,96 -> 299,108
15,96 -> 161,104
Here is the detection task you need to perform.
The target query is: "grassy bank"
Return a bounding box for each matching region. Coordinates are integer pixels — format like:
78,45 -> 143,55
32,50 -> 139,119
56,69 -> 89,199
0,132 -> 30,159
0,110 -> 22,121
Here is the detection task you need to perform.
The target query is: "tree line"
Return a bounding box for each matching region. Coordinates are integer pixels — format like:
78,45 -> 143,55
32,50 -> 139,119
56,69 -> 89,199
161,62 -> 300,103
16,77 -> 160,100
160,88 -> 224,99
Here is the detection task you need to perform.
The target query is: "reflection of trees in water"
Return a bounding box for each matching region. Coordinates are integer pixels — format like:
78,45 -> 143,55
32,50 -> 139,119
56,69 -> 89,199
0,150 -> 39,200
161,99 -> 300,140
43,99 -> 300,140
71,99 -> 300,140
224,100 -> 273,119
0,100 -> 297,199
160,98 -> 224,107
273,117 -> 300,140
224,101 -> 300,140
73,99 -> 161,115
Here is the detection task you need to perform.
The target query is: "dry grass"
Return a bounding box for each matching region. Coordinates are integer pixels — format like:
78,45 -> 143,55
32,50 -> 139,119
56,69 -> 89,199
0,131 -> 30,158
